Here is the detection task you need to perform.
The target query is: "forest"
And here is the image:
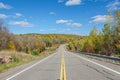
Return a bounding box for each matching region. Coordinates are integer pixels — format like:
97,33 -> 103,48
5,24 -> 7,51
0,22 -> 81,56
0,10 -> 120,58
67,10 -> 120,57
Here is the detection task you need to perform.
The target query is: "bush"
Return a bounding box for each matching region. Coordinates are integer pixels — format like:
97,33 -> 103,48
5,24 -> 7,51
12,55 -> 20,62
25,47 -> 29,54
32,49 -> 39,56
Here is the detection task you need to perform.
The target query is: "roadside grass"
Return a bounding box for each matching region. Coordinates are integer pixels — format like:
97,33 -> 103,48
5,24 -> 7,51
0,44 -> 59,73
0,51 -> 36,73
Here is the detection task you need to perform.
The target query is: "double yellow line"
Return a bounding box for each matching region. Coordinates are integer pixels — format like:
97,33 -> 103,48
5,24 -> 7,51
60,53 -> 66,80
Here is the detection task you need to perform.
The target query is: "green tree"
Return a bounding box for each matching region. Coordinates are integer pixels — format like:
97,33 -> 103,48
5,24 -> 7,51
102,23 -> 113,56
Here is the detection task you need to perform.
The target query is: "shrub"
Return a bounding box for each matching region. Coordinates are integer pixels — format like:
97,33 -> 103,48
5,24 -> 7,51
12,55 -> 20,62
25,47 -> 29,54
32,49 -> 39,56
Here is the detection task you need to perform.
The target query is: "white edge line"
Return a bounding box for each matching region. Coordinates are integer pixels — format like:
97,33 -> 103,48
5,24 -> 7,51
6,52 -> 57,80
71,52 -> 120,75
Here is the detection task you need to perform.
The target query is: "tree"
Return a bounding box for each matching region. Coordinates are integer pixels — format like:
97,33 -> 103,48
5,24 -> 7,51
102,23 -> 113,56
0,20 -> 11,50
8,41 -> 15,50
112,10 -> 120,55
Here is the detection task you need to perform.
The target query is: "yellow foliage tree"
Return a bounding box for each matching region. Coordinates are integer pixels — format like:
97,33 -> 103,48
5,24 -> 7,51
8,41 -> 15,50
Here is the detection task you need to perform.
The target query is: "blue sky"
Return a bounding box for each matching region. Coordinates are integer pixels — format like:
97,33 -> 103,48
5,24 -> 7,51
0,0 -> 120,35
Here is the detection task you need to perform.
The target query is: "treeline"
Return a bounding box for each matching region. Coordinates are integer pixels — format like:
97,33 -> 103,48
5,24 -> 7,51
1,11 -> 120,57
67,10 -> 120,56
15,34 -> 78,55
0,21 -> 80,55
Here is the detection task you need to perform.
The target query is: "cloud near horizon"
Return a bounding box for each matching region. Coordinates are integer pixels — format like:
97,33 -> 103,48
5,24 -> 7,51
56,19 -> 82,27
8,21 -> 34,27
0,13 -> 8,19
89,15 -> 113,23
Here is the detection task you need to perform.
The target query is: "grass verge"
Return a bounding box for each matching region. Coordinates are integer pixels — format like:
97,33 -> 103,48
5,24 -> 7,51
0,44 -> 59,73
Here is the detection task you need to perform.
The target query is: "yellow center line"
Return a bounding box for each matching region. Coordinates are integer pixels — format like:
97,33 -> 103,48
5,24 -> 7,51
60,53 -> 67,80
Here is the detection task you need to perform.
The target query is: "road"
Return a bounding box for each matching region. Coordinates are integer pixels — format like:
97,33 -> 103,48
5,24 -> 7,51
0,45 -> 120,80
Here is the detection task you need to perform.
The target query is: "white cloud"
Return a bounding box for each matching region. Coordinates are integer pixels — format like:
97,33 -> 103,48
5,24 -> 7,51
89,15 -> 113,23
9,21 -> 34,27
13,13 -> 23,18
106,0 -> 120,11
15,13 -> 22,17
56,19 -> 72,24
0,13 -> 8,19
0,2 -> 12,9
66,22 -> 82,27
71,23 -> 82,27
65,0 -> 82,6
56,19 -> 82,27
49,12 -> 55,15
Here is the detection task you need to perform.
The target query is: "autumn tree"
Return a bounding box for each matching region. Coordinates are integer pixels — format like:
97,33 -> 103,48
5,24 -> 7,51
112,10 -> 120,55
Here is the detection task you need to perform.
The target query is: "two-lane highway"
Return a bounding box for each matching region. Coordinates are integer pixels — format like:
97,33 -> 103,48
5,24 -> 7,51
0,45 -> 120,80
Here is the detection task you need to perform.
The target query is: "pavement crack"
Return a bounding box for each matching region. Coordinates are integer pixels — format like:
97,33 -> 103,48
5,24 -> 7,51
86,65 -> 101,73
102,70 -> 114,76
105,76 -> 114,80
86,65 -> 115,80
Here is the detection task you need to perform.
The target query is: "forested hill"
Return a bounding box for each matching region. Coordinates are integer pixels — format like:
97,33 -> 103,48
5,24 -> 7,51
0,23 -> 82,55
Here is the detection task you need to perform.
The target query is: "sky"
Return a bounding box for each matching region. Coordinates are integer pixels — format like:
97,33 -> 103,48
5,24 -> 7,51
0,0 -> 120,35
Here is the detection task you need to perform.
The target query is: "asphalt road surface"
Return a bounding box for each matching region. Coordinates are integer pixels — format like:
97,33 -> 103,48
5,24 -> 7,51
0,45 -> 120,80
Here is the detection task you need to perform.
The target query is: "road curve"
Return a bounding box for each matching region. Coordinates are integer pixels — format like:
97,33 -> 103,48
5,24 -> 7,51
0,45 -> 120,80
